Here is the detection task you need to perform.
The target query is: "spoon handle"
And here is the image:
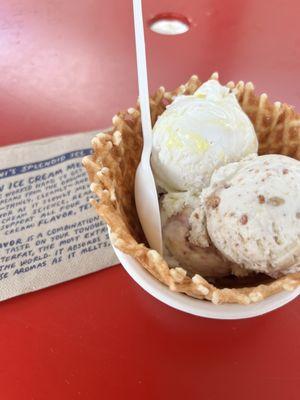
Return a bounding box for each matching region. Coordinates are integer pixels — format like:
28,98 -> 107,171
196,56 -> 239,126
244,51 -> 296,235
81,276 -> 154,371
132,0 -> 152,160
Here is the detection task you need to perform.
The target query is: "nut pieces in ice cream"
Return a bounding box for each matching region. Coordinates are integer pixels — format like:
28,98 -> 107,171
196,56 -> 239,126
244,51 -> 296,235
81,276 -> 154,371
201,154 -> 300,278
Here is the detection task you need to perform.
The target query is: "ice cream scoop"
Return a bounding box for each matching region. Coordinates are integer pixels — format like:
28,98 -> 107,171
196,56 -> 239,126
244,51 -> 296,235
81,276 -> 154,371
151,79 -> 258,193
161,192 -> 242,278
202,154 -> 300,278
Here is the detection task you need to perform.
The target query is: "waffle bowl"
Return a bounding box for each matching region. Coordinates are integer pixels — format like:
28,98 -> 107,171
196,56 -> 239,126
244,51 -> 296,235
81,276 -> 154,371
82,73 -> 300,306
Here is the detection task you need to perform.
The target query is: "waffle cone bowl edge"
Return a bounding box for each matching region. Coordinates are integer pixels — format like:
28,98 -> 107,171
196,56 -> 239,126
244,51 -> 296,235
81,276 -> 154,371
82,73 -> 300,305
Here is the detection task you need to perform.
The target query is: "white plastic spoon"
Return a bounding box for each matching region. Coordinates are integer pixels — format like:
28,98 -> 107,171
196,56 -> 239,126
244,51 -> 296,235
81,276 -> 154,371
132,0 -> 163,254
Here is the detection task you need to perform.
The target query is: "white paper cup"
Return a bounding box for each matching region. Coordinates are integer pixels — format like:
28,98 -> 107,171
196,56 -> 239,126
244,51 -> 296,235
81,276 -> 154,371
111,238 -> 300,319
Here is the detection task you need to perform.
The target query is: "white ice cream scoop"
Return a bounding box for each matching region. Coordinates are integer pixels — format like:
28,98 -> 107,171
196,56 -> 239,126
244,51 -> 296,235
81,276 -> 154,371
151,79 -> 258,193
202,154 -> 300,277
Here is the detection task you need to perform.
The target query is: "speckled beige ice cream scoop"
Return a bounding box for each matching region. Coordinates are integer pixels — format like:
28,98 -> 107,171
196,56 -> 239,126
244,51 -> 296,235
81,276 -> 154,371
201,154 -> 300,278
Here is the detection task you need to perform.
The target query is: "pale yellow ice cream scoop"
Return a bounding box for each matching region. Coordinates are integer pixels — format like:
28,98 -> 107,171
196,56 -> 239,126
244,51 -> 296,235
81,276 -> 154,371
202,154 -> 300,278
151,79 -> 258,192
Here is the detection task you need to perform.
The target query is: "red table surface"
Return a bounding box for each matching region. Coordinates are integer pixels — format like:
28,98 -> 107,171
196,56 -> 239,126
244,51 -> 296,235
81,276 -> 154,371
0,0 -> 300,399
